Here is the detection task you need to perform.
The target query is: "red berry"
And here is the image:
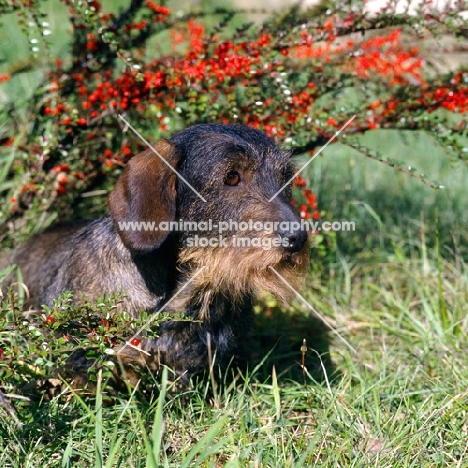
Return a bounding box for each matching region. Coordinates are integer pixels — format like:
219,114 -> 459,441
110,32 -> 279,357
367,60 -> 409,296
45,316 -> 55,324
57,173 -> 68,185
130,337 -> 141,346
0,348 -> 3,360
122,146 -> 132,156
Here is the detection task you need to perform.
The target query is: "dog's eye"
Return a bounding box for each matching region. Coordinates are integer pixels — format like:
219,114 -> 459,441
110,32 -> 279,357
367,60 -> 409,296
225,171 -> 241,186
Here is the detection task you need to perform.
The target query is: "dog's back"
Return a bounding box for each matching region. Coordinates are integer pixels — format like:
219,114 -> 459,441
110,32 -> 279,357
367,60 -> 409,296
2,222 -> 88,307
2,217 -> 177,311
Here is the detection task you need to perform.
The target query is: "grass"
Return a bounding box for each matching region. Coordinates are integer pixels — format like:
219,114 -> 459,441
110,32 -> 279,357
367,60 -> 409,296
1,1 -> 468,466
1,215 -> 467,466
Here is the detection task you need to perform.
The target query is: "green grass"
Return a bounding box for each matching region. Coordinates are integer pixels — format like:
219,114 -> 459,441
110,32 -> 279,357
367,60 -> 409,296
1,209 -> 467,466
1,238 -> 467,466
302,127 -> 468,261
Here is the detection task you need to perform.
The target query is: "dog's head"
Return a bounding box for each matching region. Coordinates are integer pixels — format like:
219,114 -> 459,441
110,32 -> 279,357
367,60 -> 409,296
109,124 -> 309,303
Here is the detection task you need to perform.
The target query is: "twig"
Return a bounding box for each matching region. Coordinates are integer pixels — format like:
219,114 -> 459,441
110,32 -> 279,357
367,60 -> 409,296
0,389 -> 23,428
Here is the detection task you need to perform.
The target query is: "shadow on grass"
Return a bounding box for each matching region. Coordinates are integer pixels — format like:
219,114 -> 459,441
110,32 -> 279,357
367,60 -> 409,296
245,305 -> 337,385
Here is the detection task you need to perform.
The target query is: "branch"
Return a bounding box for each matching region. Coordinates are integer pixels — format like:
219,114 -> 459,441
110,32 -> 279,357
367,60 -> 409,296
348,142 -> 445,189
292,136 -> 331,155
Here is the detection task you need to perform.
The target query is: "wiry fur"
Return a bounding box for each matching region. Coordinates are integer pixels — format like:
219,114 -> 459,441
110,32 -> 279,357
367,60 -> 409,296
176,240 -> 308,320
2,124 -> 309,389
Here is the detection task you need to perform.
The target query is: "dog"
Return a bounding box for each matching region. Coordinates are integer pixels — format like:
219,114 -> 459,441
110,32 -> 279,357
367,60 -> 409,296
2,123 -> 309,388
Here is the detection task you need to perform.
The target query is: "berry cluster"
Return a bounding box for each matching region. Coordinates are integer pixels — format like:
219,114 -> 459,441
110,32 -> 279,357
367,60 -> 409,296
1,0 -> 467,227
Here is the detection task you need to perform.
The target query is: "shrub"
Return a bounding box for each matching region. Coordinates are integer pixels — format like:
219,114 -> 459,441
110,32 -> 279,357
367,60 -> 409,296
0,0 -> 467,245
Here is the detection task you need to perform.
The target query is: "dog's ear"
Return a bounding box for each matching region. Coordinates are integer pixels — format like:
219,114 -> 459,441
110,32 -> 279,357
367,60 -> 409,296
109,139 -> 179,252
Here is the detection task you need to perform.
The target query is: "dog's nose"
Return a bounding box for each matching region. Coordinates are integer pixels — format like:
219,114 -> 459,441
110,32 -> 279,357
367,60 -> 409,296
278,228 -> 308,253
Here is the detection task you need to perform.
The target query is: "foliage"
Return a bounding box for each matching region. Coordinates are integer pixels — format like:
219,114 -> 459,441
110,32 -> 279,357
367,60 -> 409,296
0,0 -> 467,244
0,289 -> 173,398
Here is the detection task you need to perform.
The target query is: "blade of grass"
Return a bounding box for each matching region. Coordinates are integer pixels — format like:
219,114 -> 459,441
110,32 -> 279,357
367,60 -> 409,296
0,149 -> 15,186
272,365 -> 282,422
95,369 -> 103,468
179,414 -> 230,468
104,435 -> 125,468
151,366 -> 168,467
61,433 -> 74,468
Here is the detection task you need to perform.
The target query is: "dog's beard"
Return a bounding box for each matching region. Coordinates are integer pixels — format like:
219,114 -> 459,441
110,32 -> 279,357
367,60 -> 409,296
174,232 -> 309,317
